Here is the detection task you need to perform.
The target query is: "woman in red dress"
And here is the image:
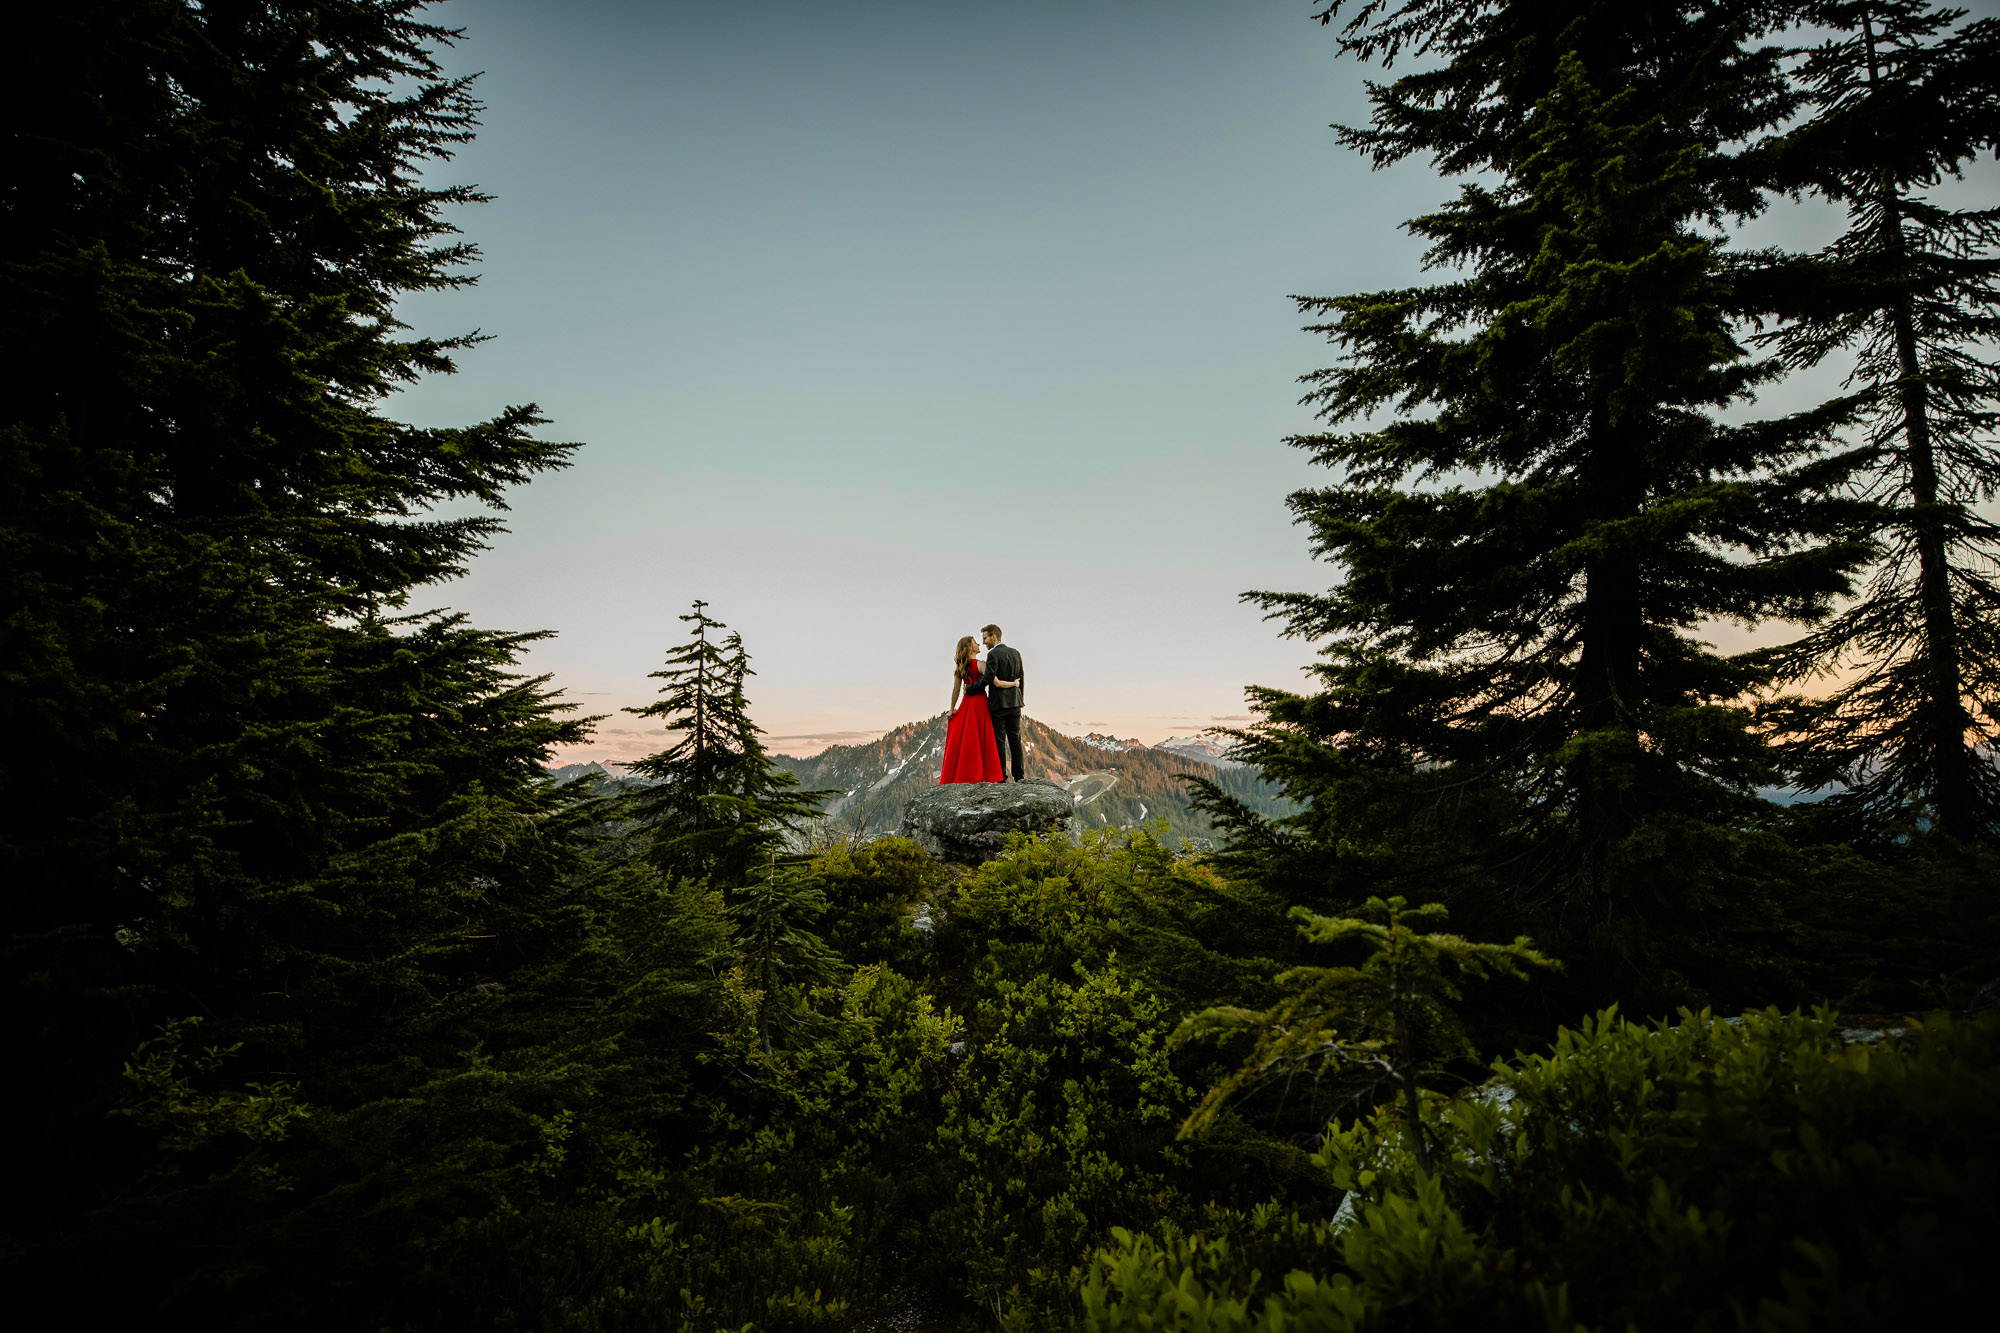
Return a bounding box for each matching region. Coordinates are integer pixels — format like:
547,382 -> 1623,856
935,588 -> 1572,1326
939,635 -> 1002,784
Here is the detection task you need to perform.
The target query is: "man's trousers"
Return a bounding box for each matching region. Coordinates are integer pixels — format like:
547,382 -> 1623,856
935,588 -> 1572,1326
990,706 -> 1024,780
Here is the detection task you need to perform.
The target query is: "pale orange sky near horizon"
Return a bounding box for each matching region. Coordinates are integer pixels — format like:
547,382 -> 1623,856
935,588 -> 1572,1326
549,617 -> 1805,768
559,715 -> 1263,769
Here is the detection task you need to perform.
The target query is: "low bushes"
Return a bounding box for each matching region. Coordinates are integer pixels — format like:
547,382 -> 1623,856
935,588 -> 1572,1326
1082,1007 -> 1998,1331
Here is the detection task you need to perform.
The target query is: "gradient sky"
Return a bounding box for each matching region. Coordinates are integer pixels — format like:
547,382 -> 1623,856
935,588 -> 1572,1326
390,0 -> 1998,763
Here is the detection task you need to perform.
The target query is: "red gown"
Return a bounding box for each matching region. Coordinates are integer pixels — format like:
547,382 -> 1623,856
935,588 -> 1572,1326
939,660 -> 1003,784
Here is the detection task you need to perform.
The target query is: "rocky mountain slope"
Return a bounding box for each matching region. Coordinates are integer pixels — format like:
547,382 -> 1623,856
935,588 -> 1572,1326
768,713 -> 1292,841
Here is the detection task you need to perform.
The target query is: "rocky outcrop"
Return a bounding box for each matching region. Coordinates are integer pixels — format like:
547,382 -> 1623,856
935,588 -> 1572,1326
898,778 -> 1078,862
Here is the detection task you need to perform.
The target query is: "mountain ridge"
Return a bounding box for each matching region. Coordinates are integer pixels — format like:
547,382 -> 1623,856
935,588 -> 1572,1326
766,713 -> 1291,840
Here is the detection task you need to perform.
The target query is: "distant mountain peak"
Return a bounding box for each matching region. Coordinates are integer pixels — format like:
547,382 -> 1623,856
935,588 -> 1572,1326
547,760 -> 656,789
1079,732 -> 1147,752
1154,735 -> 1244,768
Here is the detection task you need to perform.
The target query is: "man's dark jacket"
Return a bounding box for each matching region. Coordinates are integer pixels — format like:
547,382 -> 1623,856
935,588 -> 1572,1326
985,643 -> 1024,712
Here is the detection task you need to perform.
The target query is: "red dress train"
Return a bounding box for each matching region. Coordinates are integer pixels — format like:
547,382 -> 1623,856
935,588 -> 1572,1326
939,661 -> 1002,784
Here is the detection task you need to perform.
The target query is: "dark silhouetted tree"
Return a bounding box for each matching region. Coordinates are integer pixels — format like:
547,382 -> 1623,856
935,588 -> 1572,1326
1755,0 -> 2000,842
626,602 -> 831,882
0,1 -> 594,1317
1206,1 -> 1868,993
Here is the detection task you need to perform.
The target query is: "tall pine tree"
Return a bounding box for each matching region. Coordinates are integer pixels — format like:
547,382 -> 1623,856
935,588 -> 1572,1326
1755,0 -> 2000,842
626,602 -> 831,883
1214,1 -> 1866,991
1,1 -> 596,1315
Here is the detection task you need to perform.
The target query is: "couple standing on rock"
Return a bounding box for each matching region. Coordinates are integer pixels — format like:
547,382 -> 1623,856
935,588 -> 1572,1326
939,624 -> 1025,785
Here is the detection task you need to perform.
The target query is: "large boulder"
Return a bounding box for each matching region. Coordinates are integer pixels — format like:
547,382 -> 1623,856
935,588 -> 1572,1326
898,778 -> 1077,862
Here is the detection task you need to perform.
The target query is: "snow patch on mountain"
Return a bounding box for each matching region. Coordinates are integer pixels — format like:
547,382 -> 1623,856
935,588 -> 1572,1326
1154,735 -> 1244,768
871,737 -> 940,792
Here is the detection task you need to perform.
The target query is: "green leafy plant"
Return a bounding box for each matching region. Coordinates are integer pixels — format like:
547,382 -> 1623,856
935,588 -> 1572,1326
931,961 -> 1194,1327
813,836 -> 944,973
1085,1007 -> 2000,1332
1178,897 -> 1556,1172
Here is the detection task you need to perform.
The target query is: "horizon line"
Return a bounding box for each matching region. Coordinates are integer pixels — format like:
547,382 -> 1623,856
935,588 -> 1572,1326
550,712 -> 1254,766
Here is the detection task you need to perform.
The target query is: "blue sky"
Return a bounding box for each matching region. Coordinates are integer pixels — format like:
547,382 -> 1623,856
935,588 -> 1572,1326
390,0 -> 1997,762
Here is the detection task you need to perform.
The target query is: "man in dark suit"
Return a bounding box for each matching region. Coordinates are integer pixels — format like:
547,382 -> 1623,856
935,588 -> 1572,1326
980,623 -> 1025,781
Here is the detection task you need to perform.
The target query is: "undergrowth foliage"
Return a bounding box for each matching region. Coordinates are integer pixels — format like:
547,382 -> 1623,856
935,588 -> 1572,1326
1081,1009 -> 1998,1332
1176,897 -> 1558,1173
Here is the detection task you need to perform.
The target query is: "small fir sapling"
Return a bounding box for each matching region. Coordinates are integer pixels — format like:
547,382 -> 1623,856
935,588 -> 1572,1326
1177,896 -> 1557,1173
733,853 -> 845,1057
625,601 -> 833,882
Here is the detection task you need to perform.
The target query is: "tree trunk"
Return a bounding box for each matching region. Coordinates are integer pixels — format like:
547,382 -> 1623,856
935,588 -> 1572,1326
1576,402 -> 1643,957
1390,998 -> 1431,1174
1576,405 -> 1644,740
757,935 -> 775,1059
1866,14 -> 1974,840
694,637 -> 710,834
1890,295 -> 1974,839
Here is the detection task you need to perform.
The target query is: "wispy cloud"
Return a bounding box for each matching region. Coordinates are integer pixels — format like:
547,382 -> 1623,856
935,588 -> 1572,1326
762,730 -> 891,757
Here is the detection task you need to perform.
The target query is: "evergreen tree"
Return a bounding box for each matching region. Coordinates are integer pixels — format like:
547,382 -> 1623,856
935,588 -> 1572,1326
0,1 -> 594,1315
733,855 -> 846,1057
1754,1 -> 2000,842
1213,1 -> 1868,990
625,602 -> 831,882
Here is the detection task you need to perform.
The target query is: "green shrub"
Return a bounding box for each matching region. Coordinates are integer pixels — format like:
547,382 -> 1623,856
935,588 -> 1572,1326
912,830 -> 1312,1327
948,827 -> 1293,1010
815,837 -> 944,973
1082,1008 -> 1998,1332
929,960 -> 1194,1327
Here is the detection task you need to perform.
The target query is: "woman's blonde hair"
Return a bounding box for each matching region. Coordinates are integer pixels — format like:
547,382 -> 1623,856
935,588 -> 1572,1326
954,635 -> 977,683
